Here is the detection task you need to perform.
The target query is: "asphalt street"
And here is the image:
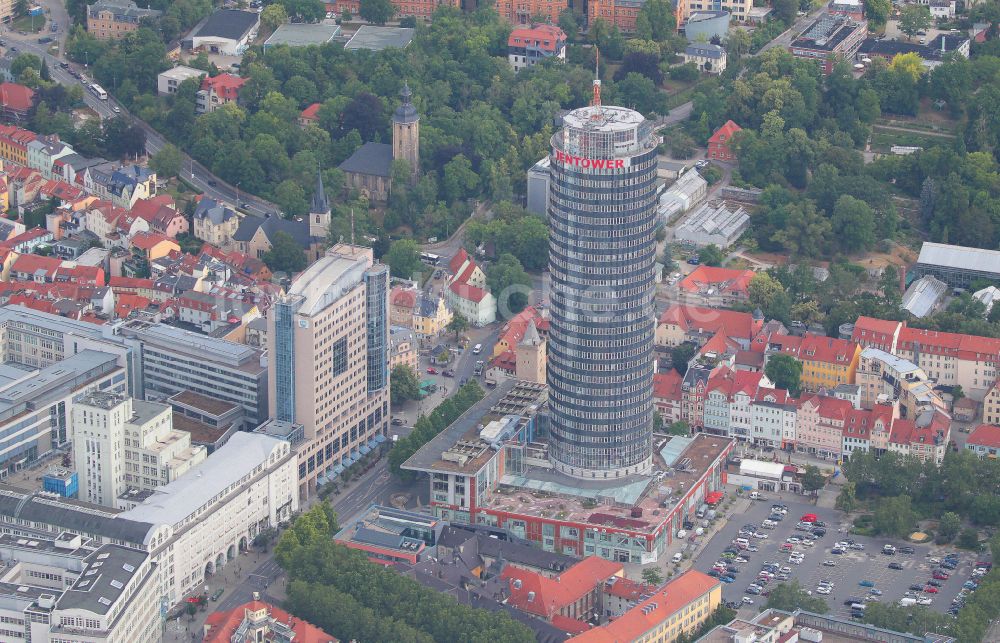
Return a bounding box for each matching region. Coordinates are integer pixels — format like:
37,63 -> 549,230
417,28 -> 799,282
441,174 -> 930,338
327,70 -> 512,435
698,497 -> 978,620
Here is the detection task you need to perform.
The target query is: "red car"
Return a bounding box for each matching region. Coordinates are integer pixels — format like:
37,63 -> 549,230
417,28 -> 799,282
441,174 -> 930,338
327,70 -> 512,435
933,571 -> 950,580
800,514 -> 818,522
426,367 -> 438,374
923,586 -> 939,594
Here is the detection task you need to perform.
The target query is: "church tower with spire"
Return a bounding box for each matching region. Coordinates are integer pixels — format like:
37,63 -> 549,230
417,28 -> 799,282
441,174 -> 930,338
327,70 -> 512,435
309,170 -> 331,239
392,82 -> 420,181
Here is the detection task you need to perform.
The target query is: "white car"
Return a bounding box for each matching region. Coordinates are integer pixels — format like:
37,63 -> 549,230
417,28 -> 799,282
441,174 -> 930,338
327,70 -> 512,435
823,560 -> 837,567
753,533 -> 769,539
816,586 -> 832,595
786,537 -> 802,544
801,540 -> 815,547
742,596 -> 754,605
834,541 -> 850,549
917,597 -> 933,605
780,566 -> 791,574
789,556 -> 803,564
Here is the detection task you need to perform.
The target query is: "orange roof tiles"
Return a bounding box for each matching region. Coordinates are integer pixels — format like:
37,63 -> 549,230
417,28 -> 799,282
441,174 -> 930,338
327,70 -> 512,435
201,73 -> 246,100
968,424 -> 1000,450
449,281 -> 488,303
202,600 -> 337,643
503,557 -> 624,619
659,304 -> 761,342
508,24 -> 567,51
0,83 -> 36,112
679,266 -> 755,296
300,102 -> 321,121
130,231 -> 172,251
708,120 -> 742,144
569,571 -> 720,642
449,248 -> 470,274
798,334 -> 858,365
653,370 -> 683,401
12,253 -> 62,277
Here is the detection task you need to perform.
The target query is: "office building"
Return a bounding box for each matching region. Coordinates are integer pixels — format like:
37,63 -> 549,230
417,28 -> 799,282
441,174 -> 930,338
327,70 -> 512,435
117,319 -> 268,427
546,88 -> 660,479
699,608 -> 954,642
788,14 -> 868,74
156,65 -> 205,96
72,391 -> 207,508
0,350 -> 125,476
268,245 -> 390,499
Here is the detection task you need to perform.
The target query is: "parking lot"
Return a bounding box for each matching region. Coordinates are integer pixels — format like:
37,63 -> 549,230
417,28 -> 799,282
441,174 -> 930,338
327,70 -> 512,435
697,496 -> 981,618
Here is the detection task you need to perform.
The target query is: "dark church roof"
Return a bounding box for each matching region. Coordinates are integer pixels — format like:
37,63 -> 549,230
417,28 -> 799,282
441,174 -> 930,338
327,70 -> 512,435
232,215 -> 313,247
311,170 -> 329,214
338,141 -> 393,178
393,82 -> 419,125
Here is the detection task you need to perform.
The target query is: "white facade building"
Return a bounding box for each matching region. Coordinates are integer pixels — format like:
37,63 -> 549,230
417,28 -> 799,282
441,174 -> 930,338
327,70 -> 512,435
156,65 -> 205,96
750,391 -> 797,449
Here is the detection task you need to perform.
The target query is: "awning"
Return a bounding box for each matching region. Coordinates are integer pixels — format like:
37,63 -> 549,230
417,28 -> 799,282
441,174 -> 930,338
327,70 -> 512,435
333,464 -> 345,475
316,473 -> 328,485
374,434 -> 387,443
359,444 -> 371,455
351,447 -> 360,456
327,470 -> 339,480
706,491 -> 724,505
367,437 -> 380,450
343,455 -> 357,467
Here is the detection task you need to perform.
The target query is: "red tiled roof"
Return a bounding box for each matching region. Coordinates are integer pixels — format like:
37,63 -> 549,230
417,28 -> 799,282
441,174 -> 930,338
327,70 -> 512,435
115,293 -> 151,319
490,348 -> 516,372
797,334 -> 858,366
60,265 -> 104,285
569,571 -> 720,642
201,73 -> 246,100
653,370 -> 683,401
898,326 -> 1000,362
604,577 -> 657,600
130,232 -> 173,251
449,281 -> 488,303
968,424 -> 1000,450
454,260 -> 479,284
0,83 -> 35,112
708,120 -> 742,144
679,266 -> 755,296
300,102 -> 321,121
202,600 -> 337,643
390,286 -> 417,309
448,248 -> 470,274
659,304 -> 760,341
110,276 -> 154,291
508,24 -> 567,51
503,557 -> 624,619
551,614 -> 592,634
853,315 -> 902,340
12,253 -> 62,276
499,305 -> 544,347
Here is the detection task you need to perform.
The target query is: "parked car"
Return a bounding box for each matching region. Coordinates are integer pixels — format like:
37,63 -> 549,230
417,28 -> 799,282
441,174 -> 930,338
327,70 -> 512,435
924,586 -> 939,594
932,571 -> 950,580
823,560 -> 837,567
859,580 -> 875,587
900,546 -> 915,554
390,418 -> 405,426
909,584 -> 925,591
888,562 -> 904,570
426,367 -> 438,374
442,370 -> 455,377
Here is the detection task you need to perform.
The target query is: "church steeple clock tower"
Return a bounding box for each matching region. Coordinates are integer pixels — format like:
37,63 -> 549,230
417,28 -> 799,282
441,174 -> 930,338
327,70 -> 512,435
392,82 -> 420,181
309,170 -> 331,239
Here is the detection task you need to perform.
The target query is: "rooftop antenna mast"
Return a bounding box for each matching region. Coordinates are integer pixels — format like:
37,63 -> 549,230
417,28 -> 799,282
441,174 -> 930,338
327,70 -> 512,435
590,48 -> 603,121
350,208 -> 356,254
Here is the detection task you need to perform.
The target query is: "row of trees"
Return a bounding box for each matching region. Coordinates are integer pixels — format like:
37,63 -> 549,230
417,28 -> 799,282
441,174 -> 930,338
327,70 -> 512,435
275,503 -> 535,642
388,380 -> 485,481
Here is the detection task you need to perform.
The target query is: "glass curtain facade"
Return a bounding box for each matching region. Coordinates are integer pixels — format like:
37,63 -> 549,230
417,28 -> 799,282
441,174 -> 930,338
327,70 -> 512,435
273,298 -> 299,423
365,265 -> 389,394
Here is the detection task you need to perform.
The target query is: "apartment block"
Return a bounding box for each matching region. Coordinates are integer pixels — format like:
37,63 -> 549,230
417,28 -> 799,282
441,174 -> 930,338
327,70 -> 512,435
87,0 -> 162,40
72,392 -> 206,508
268,245 -> 390,499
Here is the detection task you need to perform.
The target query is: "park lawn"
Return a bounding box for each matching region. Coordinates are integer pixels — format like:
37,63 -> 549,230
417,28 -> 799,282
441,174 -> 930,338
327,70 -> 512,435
11,14 -> 46,33
869,129 -> 955,153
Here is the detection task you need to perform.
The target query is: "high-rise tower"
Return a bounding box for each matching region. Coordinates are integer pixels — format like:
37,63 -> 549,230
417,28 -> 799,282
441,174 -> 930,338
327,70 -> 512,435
392,82 -> 420,180
546,85 -> 659,479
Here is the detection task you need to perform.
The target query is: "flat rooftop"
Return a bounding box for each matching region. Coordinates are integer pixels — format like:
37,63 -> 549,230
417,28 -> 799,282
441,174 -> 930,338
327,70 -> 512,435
264,23 -> 340,47
120,319 -> 264,372
485,434 -> 732,536
916,241 -> 1000,275
168,389 -> 239,417
343,25 -> 415,51
792,14 -> 865,52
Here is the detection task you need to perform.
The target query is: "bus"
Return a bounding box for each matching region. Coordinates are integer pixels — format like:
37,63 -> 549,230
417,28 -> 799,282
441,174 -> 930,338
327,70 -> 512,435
420,252 -> 442,266
90,84 -> 108,100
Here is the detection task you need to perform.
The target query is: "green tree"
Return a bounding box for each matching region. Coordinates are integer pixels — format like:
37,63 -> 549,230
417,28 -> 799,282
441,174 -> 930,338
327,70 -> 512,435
765,353 -> 803,396
635,0 -> 675,42
487,253 -> 532,319
671,342 -> 697,375
558,9 -> 579,37
749,273 -> 790,322
149,143 -> 183,179
872,495 -> 917,538
831,194 -> 877,253
261,231 -> 307,273
384,239 -> 422,279
958,527 -> 980,550
699,244 -> 724,266
668,421 -> 690,436
899,5 -> 931,40
951,385 -> 965,402
13,0 -> 27,16
835,481 -> 858,513
802,465 -> 825,496
938,511 -> 962,543
442,155 -> 479,203
390,365 -> 421,403
10,54 -> 41,79
642,567 -> 664,585
359,0 -> 395,24
766,580 -> 830,614
260,4 -> 288,32
447,313 -> 469,340
772,0 -> 798,23
864,0 -> 890,28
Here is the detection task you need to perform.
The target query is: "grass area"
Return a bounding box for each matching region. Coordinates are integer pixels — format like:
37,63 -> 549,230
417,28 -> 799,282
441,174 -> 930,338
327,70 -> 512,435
870,129 -> 955,153
10,14 -> 46,33
878,118 -> 957,134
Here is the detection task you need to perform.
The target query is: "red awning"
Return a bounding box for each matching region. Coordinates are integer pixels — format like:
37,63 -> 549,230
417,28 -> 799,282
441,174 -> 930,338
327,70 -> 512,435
706,491 -> 724,505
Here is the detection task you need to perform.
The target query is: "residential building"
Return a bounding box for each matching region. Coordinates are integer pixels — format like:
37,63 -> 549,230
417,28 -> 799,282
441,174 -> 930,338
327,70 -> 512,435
129,231 -> 178,262
72,391 -> 207,507
87,0 -> 162,40
197,73 -> 246,114
389,325 -> 418,371
707,120 -> 741,161
788,14 -> 868,74
391,0 -> 460,19
913,242 -> 1000,288
494,305 -> 548,357
507,24 -> 567,72
966,423 -> 1000,458
339,83 -> 420,201
750,387 -> 797,449
679,0 -> 750,23
547,100 -> 659,479
117,319 -> 269,426
192,197 -> 238,248
446,249 -> 496,326
156,65 -> 204,96
796,394 -> 852,459
389,286 -> 452,337
83,163 -> 157,209
929,0 -> 955,19
571,571 -> 722,642
674,200 -> 749,248
678,265 -> 755,307
682,364 -> 713,429
588,0 -> 645,32
0,124 -> 37,166
183,9 -> 260,56
494,0 -> 567,27
267,245 -> 390,500
655,304 -> 761,350
984,380 -> 1000,425
298,102 -> 321,128
0,350 -> 124,476
683,43 -> 727,73
703,367 -> 773,440
653,370 -> 684,423
203,599 -> 338,643
658,168 -> 707,220
829,0 -> 864,19
262,23 -> 341,50
0,82 -> 36,124
886,410 -> 950,465
502,556 -> 624,627
27,135 -> 74,180
751,333 -> 860,393
841,403 -> 896,461
855,347 -> 946,418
